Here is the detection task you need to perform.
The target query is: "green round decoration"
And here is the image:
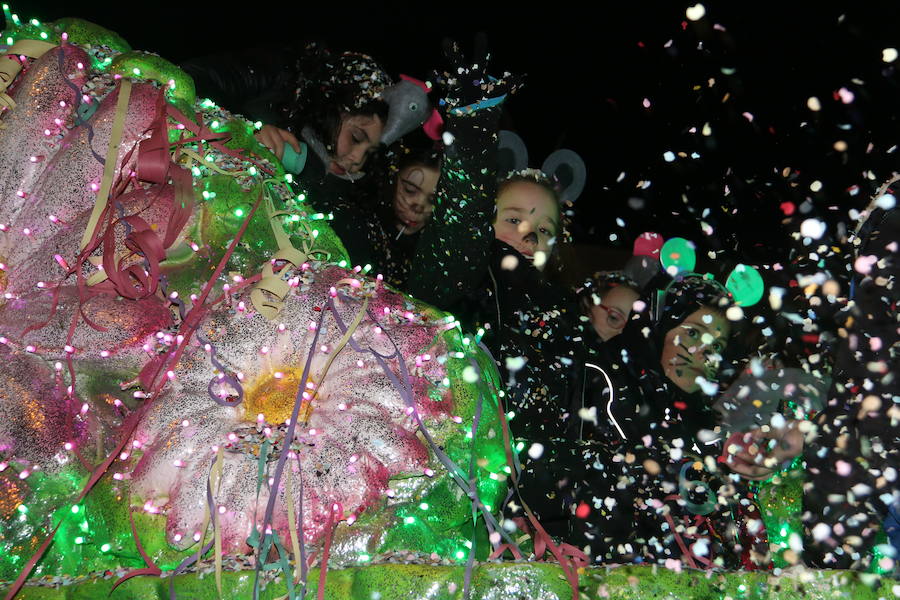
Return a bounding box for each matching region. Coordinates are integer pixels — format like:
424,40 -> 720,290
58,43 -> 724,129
660,237 -> 697,274
725,263 -> 765,307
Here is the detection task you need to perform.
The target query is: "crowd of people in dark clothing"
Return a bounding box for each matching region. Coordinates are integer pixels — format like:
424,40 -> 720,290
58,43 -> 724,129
179,36 -> 899,573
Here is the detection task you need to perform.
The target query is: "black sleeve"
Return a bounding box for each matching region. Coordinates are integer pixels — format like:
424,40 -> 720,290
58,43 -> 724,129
802,207 -> 900,569
404,108 -> 500,309
180,45 -> 300,127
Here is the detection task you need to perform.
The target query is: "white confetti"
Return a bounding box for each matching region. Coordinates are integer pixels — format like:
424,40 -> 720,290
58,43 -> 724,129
505,356 -> 526,372
854,255 -> 877,275
441,131 -> 455,146
875,194 -> 896,210
882,48 -> 898,63
811,523 -> 831,542
695,377 -> 719,397
810,180 -> 823,192
527,443 -> 544,459
725,306 -> 744,321
500,254 -> 519,271
806,96 -> 821,111
578,406 -> 598,425
685,3 -> 706,21
800,218 -> 826,239
692,538 -> 710,557
663,151 -> 676,162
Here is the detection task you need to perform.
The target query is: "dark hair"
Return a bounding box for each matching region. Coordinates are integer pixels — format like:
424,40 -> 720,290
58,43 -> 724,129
397,143 -> 442,172
307,99 -> 389,156
284,46 -> 391,156
577,273 -> 640,318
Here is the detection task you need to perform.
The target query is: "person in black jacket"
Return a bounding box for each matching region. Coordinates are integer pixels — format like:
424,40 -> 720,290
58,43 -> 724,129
567,276 -> 749,566
182,39 -> 517,301
802,205 -> 899,569
182,43 -> 391,174
435,168 -> 586,537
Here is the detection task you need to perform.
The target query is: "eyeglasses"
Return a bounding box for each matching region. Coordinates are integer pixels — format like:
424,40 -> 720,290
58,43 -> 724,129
596,304 -> 628,330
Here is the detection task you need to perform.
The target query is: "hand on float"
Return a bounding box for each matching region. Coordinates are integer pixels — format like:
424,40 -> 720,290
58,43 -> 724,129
432,33 -> 524,114
722,421 -> 804,481
255,124 -> 300,160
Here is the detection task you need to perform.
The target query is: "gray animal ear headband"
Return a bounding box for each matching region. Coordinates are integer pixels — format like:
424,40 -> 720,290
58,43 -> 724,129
497,130 -> 586,204
381,75 -> 443,147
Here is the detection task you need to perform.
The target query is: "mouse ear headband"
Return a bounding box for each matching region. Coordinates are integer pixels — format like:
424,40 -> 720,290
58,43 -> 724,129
498,130 -> 586,204
657,236 -> 766,309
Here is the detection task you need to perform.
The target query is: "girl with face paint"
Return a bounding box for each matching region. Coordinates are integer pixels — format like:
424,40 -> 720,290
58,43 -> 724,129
560,277 -> 767,567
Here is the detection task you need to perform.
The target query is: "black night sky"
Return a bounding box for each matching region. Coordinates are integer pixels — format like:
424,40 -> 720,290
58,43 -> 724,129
19,0 -> 900,279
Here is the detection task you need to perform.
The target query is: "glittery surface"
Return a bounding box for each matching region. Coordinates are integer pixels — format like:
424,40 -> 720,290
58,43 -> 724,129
5,184 -> 194,297
10,563 -> 900,599
129,265 -> 503,561
0,347 -> 85,475
109,51 -> 195,113
0,41 -> 506,575
0,45 -> 89,229
3,81 -> 158,275
49,19 -> 132,54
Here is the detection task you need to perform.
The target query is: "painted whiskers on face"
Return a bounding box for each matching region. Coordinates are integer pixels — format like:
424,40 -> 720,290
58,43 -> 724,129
393,166 -> 439,235
661,307 -> 730,393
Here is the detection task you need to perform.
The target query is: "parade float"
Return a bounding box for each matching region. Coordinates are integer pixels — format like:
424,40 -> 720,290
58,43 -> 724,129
0,9 -> 896,600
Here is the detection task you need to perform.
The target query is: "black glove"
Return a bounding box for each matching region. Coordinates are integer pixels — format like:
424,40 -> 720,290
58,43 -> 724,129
432,33 -> 524,114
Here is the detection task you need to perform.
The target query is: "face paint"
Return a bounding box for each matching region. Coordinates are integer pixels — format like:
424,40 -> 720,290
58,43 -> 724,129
660,306 -> 731,393
392,165 -> 439,234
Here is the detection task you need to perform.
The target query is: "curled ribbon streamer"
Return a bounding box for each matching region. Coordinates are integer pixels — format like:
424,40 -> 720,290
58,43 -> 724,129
110,509 -> 163,593
249,191 -> 311,320
251,295 -> 369,600
284,458 -> 304,587
79,78 -> 132,250
325,298 -> 529,599
136,86 -> 170,184
252,307 -> 326,600
214,448 -> 226,597
5,189 -> 266,600
303,293 -> 369,421
490,374 -> 585,598
178,147 -> 250,178
316,503 -> 341,600
661,494 -> 716,570
97,214 -> 166,299
165,104 -> 276,177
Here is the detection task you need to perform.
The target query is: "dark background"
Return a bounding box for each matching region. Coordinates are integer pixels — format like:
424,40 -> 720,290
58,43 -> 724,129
16,0 -> 900,279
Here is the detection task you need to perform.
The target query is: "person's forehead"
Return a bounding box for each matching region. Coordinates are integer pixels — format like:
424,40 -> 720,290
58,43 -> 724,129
605,286 -> 638,303
347,114 -> 383,133
498,185 -> 556,218
685,308 -> 727,333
